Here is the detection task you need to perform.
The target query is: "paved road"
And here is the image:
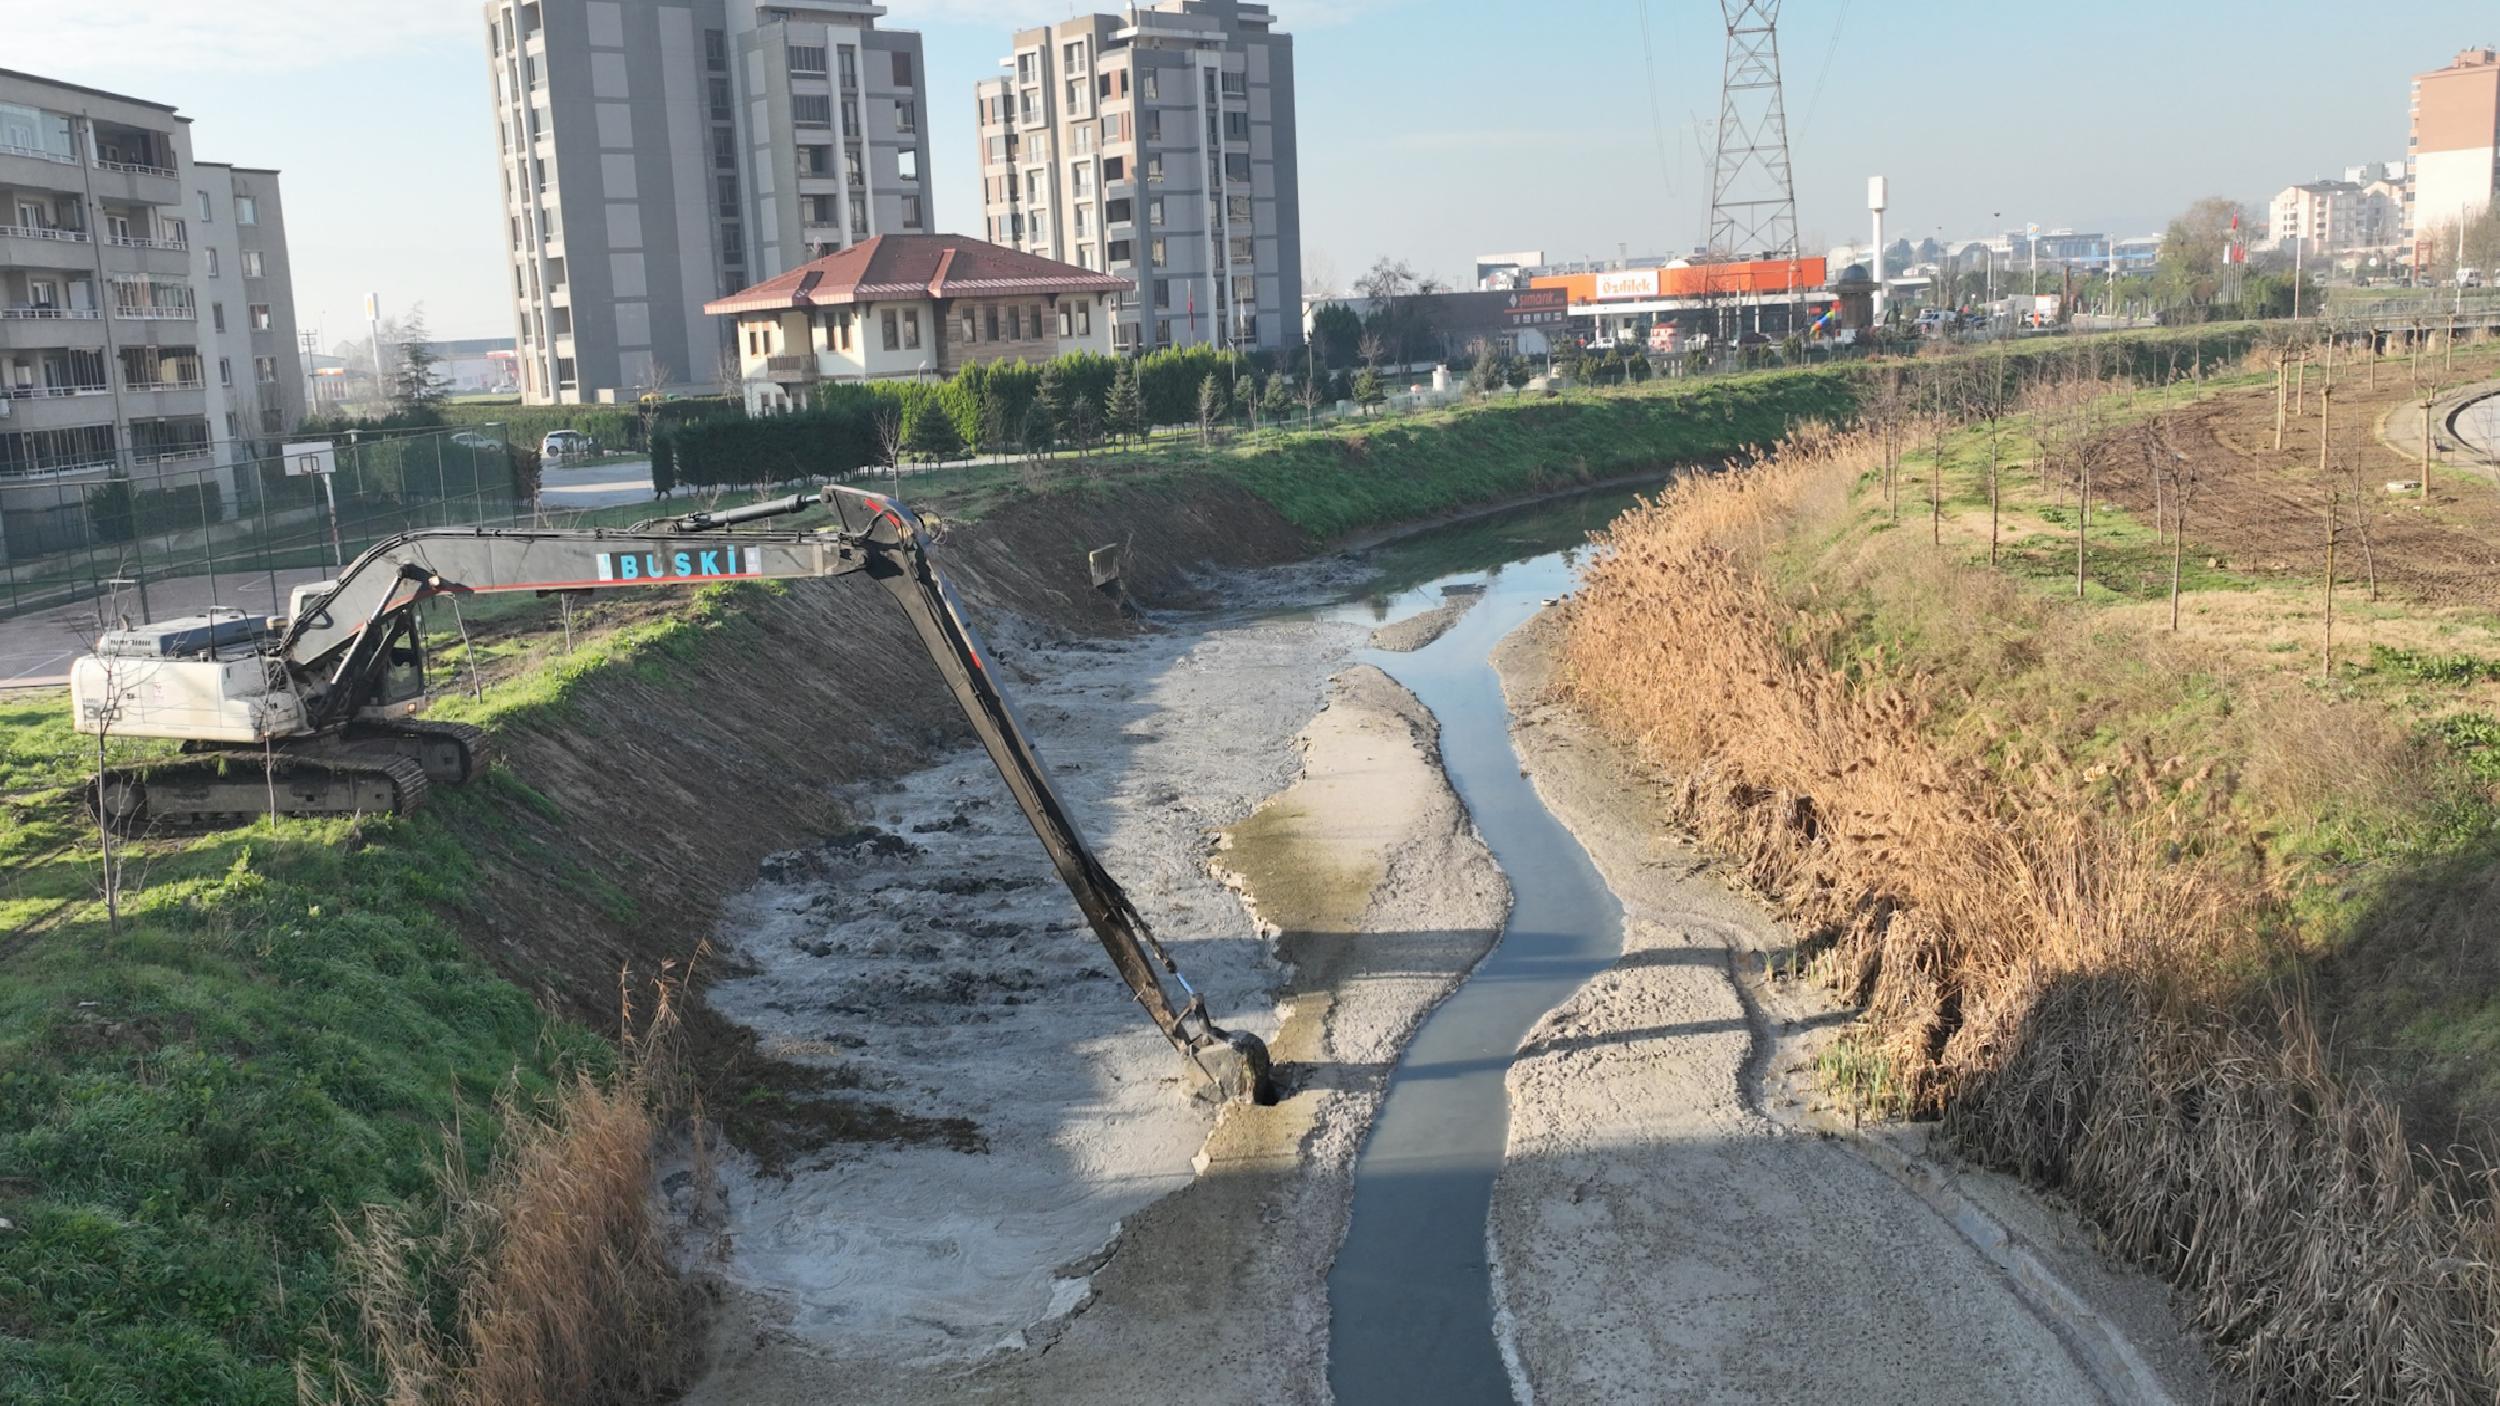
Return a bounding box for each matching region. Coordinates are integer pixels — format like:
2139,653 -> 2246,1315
0,564 -> 336,690
541,458 -> 657,510
2457,388 -> 2500,462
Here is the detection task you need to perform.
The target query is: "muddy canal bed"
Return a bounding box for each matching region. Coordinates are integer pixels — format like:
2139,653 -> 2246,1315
681,483 -> 2210,1405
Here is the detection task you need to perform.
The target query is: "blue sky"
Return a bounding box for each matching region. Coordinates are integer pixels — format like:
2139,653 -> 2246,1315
14,1 -> 2495,340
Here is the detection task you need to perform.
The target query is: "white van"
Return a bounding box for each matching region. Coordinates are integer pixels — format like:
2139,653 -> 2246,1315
540,429 -> 593,462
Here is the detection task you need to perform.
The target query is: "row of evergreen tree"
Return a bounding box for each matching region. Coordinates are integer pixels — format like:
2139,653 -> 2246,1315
653,345 -> 1400,493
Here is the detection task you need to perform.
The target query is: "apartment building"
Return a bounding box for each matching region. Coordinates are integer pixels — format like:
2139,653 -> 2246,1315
2266,177 -> 2406,258
973,0 -> 1301,353
0,68 -> 304,562
2406,47 -> 2500,264
483,0 -> 932,406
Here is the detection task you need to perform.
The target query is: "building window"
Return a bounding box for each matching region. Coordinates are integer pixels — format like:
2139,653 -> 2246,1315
882,308 -> 899,350
894,99 -> 915,135
1148,196 -> 1164,226
212,302 -> 226,332
205,248 -> 220,277
986,306 -> 1000,340
1104,156 -> 1125,183
248,303 -> 272,331
789,45 -> 827,74
1150,236 -> 1166,264
1143,70 -> 1159,101
1222,71 -> 1245,98
1019,52 -> 1036,83
255,356 -> 277,384
1107,197 -> 1132,225
1145,109 -> 1162,143
706,29 -> 727,70
1146,156 -> 1164,184
792,94 -> 832,127
197,190 -> 212,220
899,149 -> 918,182
243,249 -> 265,278
261,405 -> 286,435
1224,153 -> 1250,183
1154,278 -> 1169,309
218,357 -> 232,386
1063,40 -> 1084,70
1077,301 -> 1092,336
713,127 -> 736,167
1108,238 -> 1132,264
236,196 -> 258,226
900,308 -> 920,350
892,51 -> 913,87
1225,110 -> 1250,141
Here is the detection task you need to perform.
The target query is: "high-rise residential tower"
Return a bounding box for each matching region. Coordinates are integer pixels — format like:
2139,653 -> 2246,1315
2406,47 -> 2500,267
973,0 -> 1300,353
483,0 -> 933,405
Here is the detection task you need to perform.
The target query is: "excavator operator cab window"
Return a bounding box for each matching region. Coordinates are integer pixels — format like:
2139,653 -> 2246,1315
375,611 -> 429,707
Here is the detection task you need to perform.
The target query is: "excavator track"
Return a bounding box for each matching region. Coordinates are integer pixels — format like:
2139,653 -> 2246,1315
346,717 -> 493,785
90,751 -> 430,834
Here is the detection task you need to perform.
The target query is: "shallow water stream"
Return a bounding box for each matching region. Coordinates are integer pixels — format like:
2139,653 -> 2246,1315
1322,508 -> 1635,1404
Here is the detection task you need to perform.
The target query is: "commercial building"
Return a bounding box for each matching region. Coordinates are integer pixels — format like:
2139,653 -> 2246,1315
2406,47 -> 2500,264
0,68 -> 304,561
973,0 -> 1301,353
706,232 -> 1125,414
483,0 -> 933,406
1300,287 -> 1567,363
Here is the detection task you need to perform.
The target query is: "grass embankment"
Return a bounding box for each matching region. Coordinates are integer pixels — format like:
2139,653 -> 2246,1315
0,331 -> 2259,1401
1562,343 -> 2500,1400
0,603 -> 744,1404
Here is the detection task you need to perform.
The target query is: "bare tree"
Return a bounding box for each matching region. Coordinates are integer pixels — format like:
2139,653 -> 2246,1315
75,584 -> 158,935
872,403 -> 906,486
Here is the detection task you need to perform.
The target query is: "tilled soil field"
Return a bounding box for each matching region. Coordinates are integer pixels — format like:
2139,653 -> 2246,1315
2084,368 -> 2500,611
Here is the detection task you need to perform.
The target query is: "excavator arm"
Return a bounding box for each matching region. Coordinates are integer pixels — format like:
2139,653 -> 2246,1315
280,485 -> 1275,1105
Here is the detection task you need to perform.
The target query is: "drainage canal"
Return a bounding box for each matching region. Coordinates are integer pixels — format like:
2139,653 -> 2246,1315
1324,541 -> 1627,1405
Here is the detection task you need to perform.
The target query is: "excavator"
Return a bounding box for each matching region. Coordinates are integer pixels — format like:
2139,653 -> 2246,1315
66,485 -> 1275,1105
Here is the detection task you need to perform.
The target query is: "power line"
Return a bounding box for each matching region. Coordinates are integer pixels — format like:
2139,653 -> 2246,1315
1793,0 -> 1852,148
1635,0 -> 1676,199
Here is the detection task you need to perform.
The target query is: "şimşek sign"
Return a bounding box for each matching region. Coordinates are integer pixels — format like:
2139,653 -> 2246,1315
1593,269 -> 1660,300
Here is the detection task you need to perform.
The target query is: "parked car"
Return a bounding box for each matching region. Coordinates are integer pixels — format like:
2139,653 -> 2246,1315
540,429 -> 594,462
449,430 -> 502,451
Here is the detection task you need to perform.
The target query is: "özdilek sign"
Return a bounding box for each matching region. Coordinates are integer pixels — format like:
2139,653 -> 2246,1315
1593,269 -> 1660,300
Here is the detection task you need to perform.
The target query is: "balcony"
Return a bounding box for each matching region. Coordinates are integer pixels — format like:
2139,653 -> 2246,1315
103,231 -> 186,252
94,157 -> 176,179
0,140 -> 77,167
0,224 -> 89,246
125,376 -> 206,393
764,353 -> 820,380
0,306 -> 100,321
112,305 -> 196,322
0,381 -> 109,400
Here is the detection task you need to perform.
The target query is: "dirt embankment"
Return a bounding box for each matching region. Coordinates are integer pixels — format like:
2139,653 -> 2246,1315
1487,613 -> 2210,1405
444,478 -> 1318,1157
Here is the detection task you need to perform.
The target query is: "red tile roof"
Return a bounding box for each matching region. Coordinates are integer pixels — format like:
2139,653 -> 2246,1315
704,234 -> 1131,315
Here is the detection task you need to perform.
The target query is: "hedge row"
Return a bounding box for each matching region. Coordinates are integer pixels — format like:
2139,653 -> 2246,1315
84,478 -> 223,543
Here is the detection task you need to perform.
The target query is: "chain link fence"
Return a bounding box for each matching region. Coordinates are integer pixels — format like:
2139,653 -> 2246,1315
0,424 -> 531,623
